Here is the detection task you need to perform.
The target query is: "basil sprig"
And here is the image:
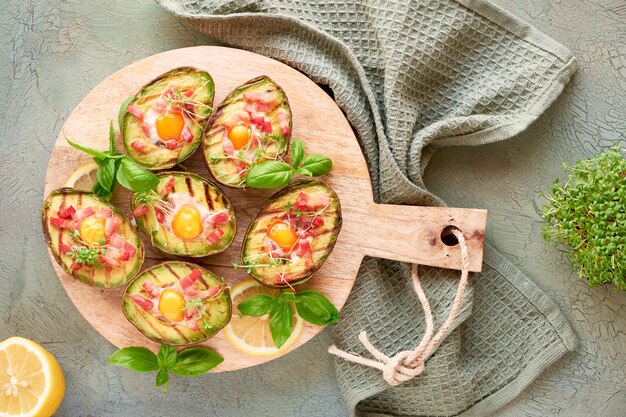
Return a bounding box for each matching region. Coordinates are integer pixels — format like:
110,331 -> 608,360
245,139 -> 332,189
109,344 -> 223,393
238,289 -> 338,348
66,96 -> 159,200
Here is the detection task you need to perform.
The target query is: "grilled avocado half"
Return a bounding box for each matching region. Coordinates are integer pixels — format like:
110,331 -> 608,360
42,188 -> 144,288
122,67 -> 215,170
203,76 -> 292,188
123,262 -> 231,345
241,181 -> 341,288
131,172 -> 236,257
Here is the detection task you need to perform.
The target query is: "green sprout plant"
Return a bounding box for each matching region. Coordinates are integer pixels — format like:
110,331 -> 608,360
540,146 -> 625,289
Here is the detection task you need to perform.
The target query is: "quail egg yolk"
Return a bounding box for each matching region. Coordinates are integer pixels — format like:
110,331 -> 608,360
79,217 -> 106,246
228,124 -> 251,150
158,289 -> 185,322
156,110 -> 185,140
267,221 -> 298,251
172,205 -> 203,239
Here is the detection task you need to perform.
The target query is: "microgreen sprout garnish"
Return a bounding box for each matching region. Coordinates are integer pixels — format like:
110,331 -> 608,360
540,146 -> 626,289
183,288 -> 226,332
132,190 -> 174,217
108,343 -> 223,393
162,83 -> 213,126
65,230 -> 107,267
237,289 -> 338,348
244,139 -> 332,189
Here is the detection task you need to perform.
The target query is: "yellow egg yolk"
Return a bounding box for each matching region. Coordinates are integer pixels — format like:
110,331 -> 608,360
79,217 -> 106,246
158,289 -> 185,322
156,110 -> 185,140
228,124 -> 251,150
267,221 -> 298,251
172,205 -> 203,239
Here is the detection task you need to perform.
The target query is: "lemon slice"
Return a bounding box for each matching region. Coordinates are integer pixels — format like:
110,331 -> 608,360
0,337 -> 65,417
64,162 -> 98,190
224,279 -> 304,356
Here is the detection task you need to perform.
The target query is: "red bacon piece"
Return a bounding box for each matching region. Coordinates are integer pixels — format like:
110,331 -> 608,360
49,217 -> 77,229
73,207 -> 95,222
295,239 -> 311,257
57,206 -> 76,219
109,234 -> 136,260
142,281 -> 160,298
141,123 -> 152,138
184,307 -> 195,319
294,192 -> 309,210
99,255 -> 121,268
127,104 -> 145,121
165,140 -> 178,150
243,91 -> 278,107
181,126 -> 193,143
205,228 -> 224,244
131,140 -> 149,153
277,109 -> 290,135
180,269 -> 201,295
222,137 -> 235,156
133,205 -> 149,218
129,294 -> 154,311
183,89 -> 194,98
59,242 -> 72,255
70,262 -> 83,272
101,207 -> 113,217
153,96 -> 167,113
184,320 -> 200,331
205,212 -> 229,228
195,285 -> 222,300
312,217 -> 324,228
155,208 -> 165,223
160,177 -> 175,197
104,216 -> 121,237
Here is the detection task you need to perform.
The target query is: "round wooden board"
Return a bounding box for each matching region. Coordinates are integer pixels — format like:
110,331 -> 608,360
44,46 -> 487,372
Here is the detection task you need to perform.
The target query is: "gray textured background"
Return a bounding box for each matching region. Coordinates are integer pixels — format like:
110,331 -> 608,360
1,0 -> 625,416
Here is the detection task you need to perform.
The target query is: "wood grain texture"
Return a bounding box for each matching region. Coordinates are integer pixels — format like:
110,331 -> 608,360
43,46 -> 487,372
0,0 -> 624,415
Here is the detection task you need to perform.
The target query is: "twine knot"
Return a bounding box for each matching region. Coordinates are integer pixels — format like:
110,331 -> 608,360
328,227 -> 470,386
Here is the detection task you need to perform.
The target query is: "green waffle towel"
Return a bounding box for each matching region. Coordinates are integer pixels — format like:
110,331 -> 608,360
157,0 -> 579,415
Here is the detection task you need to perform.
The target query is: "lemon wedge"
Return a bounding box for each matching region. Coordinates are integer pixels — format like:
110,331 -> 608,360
0,337 -> 65,417
224,279 -> 304,356
63,162 -> 98,190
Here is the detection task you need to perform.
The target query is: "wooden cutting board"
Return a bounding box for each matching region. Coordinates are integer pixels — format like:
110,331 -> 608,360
44,46 -> 487,372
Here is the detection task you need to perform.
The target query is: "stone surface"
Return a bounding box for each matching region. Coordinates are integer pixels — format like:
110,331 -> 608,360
0,0 -> 624,416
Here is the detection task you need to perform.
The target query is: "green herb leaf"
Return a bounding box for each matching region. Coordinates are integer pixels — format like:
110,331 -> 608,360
291,139 -> 304,169
108,347 -> 159,373
108,121 -> 116,154
298,154 -> 332,177
117,157 -> 159,192
279,292 -> 296,303
269,301 -> 293,348
245,161 -> 293,189
294,167 -> 313,177
170,347 -> 223,376
155,368 -> 169,392
92,181 -> 113,201
66,136 -> 108,160
157,344 -> 177,370
97,158 -> 117,192
118,95 -> 134,132
238,294 -> 276,317
294,290 -> 338,325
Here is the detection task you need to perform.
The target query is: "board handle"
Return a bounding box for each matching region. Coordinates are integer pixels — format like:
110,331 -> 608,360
359,203 -> 487,272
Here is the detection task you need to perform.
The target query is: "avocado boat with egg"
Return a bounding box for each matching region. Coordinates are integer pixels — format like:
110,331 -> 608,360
122,67 -> 215,170
124,262 -> 231,345
241,180 -> 341,287
131,172 -> 236,257
42,188 -> 144,288
203,76 -> 292,188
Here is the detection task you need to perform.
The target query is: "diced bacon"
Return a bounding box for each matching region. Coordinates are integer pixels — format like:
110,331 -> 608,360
184,320 -> 200,331
101,207 -> 113,217
310,194 -> 331,209
205,211 -> 229,228
152,96 -> 167,113
181,126 -> 193,143
229,110 -> 251,126
197,285 -> 222,299
59,242 -> 72,255
106,246 -> 129,262
188,268 -> 202,282
142,281 -> 160,298
131,140 -> 149,153
49,217 -> 77,229
104,216 -> 121,237
99,255 -> 120,268
294,193 -> 310,211
250,135 -> 260,147
126,104 -> 144,121
133,205 -> 149,218
70,262 -> 83,272
184,102 -> 195,113
162,86 -> 175,99
141,123 -> 152,138
183,89 -> 194,98
109,234 -> 136,260
222,137 -> 235,156
244,91 -> 279,107
274,274 -> 296,285
277,109 -> 291,135
57,206 -> 76,219
184,307 -> 195,319
73,207 -> 95,222
295,239 -> 311,257
165,140 -> 178,149
155,208 -> 165,223
249,112 -> 265,126
129,294 -> 154,311
262,118 -> 272,133
205,228 -> 224,244
235,160 -> 248,174
160,177 -> 176,197
312,217 -> 324,228
180,269 -> 201,295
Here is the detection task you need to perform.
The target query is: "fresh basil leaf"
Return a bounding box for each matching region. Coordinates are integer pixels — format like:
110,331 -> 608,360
118,95 -> 134,132
278,292 -> 296,303
291,139 -> 304,169
245,161 -> 293,189
117,157 -> 159,192
238,294 -> 275,317
108,347 -> 159,372
155,368 -> 169,392
294,290 -> 338,326
108,120 -> 116,154
97,158 -> 117,192
269,301 -> 293,348
294,167 -> 313,177
66,136 -> 108,160
299,154 -> 332,177
157,344 -> 177,370
92,181 -> 113,201
170,347 -> 223,377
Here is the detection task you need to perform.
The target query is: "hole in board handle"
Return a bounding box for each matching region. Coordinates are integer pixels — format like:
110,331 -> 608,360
440,226 -> 459,247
